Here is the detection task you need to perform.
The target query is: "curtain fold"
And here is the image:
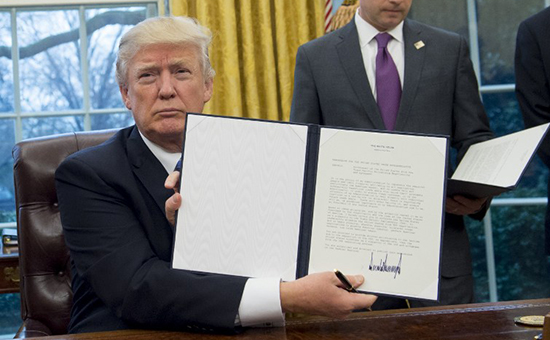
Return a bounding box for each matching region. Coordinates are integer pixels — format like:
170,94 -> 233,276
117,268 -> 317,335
170,0 -> 324,121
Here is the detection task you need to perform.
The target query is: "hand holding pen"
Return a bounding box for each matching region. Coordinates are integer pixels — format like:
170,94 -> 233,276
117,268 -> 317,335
334,269 -> 374,311
279,271 -> 377,318
334,269 -> 358,293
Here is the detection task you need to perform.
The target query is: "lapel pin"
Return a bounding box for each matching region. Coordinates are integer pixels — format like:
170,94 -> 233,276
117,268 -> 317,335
414,40 -> 425,50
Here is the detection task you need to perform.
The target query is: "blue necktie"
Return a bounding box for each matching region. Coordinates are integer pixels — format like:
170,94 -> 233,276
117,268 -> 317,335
375,33 -> 401,131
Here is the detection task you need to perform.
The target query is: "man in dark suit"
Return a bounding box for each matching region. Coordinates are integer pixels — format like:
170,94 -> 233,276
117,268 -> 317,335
290,0 -> 493,308
516,7 -> 550,255
55,16 -> 376,334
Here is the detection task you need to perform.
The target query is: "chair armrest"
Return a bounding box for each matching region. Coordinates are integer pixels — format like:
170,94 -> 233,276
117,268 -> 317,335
14,319 -> 52,338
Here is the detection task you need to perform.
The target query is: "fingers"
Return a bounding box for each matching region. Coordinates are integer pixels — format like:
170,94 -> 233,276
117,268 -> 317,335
344,274 -> 365,289
446,195 -> 488,215
165,192 -> 182,226
165,171 -> 180,191
335,274 -> 376,313
280,271 -> 377,319
349,293 -> 378,314
165,171 -> 182,226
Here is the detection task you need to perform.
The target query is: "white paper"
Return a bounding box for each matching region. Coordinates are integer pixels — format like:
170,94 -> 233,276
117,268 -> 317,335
307,128 -> 447,300
172,115 -> 308,281
451,123 -> 550,187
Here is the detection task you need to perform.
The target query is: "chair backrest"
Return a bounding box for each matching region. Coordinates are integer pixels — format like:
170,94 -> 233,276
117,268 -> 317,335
12,129 -> 117,338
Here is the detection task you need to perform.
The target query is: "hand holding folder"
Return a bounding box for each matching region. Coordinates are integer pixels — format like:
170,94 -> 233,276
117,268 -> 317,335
172,113 -> 449,302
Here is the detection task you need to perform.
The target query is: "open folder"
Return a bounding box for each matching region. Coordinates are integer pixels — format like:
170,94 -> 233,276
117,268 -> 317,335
447,123 -> 550,198
172,113 -> 448,301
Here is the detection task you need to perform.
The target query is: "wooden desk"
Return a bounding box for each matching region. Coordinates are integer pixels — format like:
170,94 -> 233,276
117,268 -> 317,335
21,298 -> 550,340
0,243 -> 19,294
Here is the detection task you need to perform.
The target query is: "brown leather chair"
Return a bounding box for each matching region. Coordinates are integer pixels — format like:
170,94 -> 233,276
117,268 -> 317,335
12,129 -> 118,338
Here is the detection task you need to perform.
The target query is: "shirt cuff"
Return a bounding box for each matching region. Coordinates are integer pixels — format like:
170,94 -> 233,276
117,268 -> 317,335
238,277 -> 285,327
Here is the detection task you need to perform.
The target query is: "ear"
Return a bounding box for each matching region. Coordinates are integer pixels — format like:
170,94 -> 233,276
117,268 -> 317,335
119,85 -> 132,110
203,78 -> 214,103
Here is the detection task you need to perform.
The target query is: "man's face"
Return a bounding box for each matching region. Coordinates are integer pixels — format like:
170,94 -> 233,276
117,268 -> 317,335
120,43 -> 213,151
358,0 -> 412,31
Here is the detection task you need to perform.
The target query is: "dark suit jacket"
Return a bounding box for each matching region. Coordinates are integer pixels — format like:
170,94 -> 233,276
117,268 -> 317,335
55,126 -> 247,334
290,19 -> 493,280
515,7 -> 550,253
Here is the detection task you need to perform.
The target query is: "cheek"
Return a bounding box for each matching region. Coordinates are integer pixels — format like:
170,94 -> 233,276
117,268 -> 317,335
181,85 -> 208,105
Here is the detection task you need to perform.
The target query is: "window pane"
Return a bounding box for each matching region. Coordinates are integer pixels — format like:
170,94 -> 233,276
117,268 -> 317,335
0,293 -> 20,337
408,0 -> 468,38
490,205 -> 550,301
17,9 -> 82,112
90,112 -> 133,130
483,92 -> 523,138
476,0 -> 545,85
22,116 -> 84,139
0,119 -> 15,223
0,11 -> 14,113
466,218 -> 489,302
86,7 -> 147,110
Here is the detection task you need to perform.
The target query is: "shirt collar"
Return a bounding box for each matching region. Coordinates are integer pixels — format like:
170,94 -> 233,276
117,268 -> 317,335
138,130 -> 181,174
355,9 -> 404,47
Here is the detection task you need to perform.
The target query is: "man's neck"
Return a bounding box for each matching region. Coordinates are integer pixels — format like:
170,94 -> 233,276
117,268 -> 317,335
138,129 -> 182,174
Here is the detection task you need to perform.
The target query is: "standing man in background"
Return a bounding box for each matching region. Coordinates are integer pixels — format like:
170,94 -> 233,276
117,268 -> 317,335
290,0 -> 493,309
516,7 -> 550,256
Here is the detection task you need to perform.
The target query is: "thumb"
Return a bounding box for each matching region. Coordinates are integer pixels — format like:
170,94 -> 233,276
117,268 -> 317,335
348,275 -> 365,288
165,192 -> 182,226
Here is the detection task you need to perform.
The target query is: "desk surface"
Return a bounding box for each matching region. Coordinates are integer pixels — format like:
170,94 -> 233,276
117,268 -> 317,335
22,298 -> 550,340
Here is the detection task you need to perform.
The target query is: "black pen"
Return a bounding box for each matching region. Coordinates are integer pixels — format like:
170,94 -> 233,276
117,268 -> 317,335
334,269 -> 357,293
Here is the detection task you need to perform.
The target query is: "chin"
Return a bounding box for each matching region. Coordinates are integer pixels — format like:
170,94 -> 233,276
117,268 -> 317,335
163,126 -> 186,137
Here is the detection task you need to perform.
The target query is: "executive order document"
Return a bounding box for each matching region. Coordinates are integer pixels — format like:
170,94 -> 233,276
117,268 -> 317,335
172,113 -> 448,301
308,128 -> 447,300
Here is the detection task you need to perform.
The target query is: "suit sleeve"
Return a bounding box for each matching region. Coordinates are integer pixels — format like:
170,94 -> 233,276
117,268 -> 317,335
55,156 -> 247,332
290,45 -> 322,124
515,21 -> 550,167
451,36 -> 494,163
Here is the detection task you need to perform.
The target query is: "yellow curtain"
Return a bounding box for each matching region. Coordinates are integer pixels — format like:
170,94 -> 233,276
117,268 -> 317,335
170,0 -> 325,121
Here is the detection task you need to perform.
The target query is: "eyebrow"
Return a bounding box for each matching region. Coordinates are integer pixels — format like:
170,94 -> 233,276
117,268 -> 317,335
133,64 -> 157,75
133,58 -> 192,74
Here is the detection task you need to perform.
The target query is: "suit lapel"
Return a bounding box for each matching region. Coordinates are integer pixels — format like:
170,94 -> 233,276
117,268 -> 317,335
127,128 -> 173,218
395,19 -> 426,130
336,21 -> 386,129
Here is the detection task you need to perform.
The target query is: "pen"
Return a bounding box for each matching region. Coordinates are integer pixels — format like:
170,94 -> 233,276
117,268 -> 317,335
334,269 -> 357,293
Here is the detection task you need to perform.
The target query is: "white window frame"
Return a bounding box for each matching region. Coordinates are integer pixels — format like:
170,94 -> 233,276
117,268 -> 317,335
0,1 -> 162,229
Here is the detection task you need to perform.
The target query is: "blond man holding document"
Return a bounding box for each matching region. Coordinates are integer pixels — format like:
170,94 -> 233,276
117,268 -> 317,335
56,16 -> 376,335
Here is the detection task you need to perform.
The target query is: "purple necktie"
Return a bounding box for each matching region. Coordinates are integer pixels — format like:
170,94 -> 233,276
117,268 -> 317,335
375,33 -> 401,131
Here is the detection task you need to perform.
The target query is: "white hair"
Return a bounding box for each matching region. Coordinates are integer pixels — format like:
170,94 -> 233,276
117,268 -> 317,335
116,16 -> 215,87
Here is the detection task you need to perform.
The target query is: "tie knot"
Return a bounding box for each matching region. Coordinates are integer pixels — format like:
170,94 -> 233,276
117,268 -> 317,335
174,159 -> 182,172
375,33 -> 392,49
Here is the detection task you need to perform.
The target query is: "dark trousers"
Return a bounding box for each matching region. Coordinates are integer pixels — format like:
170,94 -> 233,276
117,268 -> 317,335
371,274 -> 474,310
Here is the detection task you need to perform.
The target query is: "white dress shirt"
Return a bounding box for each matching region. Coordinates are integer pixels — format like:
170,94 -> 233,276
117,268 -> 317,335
140,131 -> 285,327
354,10 -> 405,98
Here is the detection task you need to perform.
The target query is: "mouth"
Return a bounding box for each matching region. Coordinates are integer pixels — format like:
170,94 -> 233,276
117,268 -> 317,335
156,108 -> 184,116
383,6 -> 402,13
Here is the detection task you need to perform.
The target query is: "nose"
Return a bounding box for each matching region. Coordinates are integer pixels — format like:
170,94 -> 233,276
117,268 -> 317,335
158,71 -> 176,99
